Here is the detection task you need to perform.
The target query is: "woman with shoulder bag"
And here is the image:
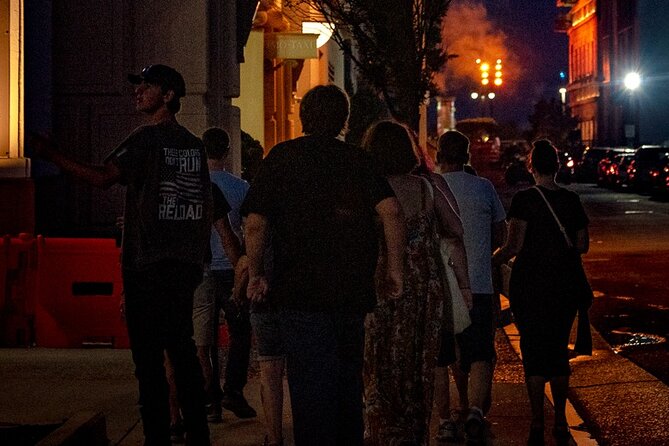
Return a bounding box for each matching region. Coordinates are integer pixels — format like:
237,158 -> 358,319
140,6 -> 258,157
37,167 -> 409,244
362,121 -> 469,446
492,140 -> 593,446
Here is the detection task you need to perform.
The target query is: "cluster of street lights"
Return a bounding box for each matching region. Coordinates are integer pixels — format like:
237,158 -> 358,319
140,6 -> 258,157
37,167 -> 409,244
470,58 -> 503,117
477,58 -> 503,87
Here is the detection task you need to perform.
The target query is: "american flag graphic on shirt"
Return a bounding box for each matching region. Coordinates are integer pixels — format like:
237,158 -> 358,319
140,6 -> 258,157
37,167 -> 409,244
158,147 -> 204,220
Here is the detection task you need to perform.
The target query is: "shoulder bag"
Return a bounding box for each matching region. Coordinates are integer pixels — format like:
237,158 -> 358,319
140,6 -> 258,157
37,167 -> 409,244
423,175 -> 471,334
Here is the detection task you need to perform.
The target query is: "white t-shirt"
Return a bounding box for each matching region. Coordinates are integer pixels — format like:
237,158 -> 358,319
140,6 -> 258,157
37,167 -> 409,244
442,171 -> 506,294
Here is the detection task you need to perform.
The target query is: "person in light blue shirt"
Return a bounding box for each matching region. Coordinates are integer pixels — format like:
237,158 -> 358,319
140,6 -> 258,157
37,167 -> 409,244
192,128 -> 256,422
434,130 -> 507,444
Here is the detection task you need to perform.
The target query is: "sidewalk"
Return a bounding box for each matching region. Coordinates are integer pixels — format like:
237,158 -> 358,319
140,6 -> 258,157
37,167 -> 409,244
2,311 -> 668,445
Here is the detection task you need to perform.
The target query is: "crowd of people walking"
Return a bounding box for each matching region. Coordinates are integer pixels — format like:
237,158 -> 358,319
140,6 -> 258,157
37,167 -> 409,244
34,64 -> 593,446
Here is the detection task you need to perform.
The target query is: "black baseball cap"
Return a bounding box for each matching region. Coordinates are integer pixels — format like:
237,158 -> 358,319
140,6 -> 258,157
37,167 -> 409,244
128,64 -> 186,98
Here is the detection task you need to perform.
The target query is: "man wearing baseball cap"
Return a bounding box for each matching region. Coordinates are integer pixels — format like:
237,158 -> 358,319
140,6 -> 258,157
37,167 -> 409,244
35,64 -> 212,445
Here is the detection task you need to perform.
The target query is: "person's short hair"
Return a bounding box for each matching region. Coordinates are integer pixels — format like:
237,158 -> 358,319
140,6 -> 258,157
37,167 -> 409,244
363,120 -> 418,176
202,128 -> 231,160
299,85 -> 350,138
530,139 -> 559,175
437,130 -> 470,165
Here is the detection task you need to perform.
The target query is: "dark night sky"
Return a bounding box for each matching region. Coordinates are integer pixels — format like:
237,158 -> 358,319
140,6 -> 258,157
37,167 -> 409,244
452,0 -> 569,128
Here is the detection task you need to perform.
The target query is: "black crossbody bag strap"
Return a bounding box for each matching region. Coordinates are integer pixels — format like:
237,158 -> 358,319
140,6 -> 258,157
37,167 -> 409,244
533,186 -> 573,249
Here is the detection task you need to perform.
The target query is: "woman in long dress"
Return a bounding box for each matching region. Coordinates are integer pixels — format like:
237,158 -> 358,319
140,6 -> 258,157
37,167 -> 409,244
493,140 -> 592,446
362,121 -> 467,445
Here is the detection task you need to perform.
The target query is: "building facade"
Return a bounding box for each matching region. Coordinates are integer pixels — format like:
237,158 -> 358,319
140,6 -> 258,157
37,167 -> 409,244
1,0 -> 345,235
558,0 -> 669,148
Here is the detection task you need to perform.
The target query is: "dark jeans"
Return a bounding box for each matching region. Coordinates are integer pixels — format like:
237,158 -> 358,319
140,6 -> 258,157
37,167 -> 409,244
124,261 -> 210,446
280,309 -> 366,446
211,270 -> 252,399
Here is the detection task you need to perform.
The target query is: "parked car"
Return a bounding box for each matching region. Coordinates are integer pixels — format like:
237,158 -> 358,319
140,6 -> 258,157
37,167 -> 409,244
649,154 -> 669,199
576,146 -> 633,183
597,153 -> 633,189
596,156 -> 615,186
627,145 -> 669,193
609,153 -> 635,190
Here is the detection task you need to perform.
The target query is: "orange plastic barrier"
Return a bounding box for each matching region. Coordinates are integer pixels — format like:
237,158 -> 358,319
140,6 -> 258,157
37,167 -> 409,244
35,237 -> 129,348
0,234 -> 39,346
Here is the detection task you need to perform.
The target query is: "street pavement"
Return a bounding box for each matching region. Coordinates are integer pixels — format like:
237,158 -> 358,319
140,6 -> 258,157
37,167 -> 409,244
3,298 -> 668,446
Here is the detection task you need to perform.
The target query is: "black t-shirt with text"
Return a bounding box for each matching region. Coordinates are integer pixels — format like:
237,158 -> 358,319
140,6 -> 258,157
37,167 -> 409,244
105,122 -> 213,270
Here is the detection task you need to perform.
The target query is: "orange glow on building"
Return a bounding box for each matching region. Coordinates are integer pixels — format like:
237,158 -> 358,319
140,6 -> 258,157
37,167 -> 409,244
565,0 -> 598,146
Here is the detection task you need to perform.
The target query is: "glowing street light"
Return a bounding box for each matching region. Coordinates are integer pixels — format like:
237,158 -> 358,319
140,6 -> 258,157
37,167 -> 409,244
471,92 -> 479,99
622,72 -> 641,146
624,72 -> 641,90
559,87 -> 567,104
487,92 -> 496,99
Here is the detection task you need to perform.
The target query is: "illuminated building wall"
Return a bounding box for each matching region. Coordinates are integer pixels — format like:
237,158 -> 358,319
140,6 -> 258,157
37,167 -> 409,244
0,0 -> 34,235
566,0 -> 598,147
561,0 -> 669,147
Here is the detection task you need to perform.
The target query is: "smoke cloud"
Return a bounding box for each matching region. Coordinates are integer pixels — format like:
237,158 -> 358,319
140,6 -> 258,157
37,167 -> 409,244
439,1 -> 522,95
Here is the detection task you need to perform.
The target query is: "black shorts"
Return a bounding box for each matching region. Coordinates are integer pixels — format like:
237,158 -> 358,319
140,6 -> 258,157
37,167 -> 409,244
438,293 -> 496,370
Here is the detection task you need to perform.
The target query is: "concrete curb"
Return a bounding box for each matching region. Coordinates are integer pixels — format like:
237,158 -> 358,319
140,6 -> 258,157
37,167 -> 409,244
35,411 -> 108,446
567,325 -> 669,446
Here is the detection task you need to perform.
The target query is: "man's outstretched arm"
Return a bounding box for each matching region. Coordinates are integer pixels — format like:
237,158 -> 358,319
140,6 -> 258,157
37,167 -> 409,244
33,134 -> 120,189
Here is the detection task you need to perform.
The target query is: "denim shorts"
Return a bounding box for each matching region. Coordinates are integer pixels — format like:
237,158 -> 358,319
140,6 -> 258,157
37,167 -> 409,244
192,270 -> 233,346
250,310 -> 284,360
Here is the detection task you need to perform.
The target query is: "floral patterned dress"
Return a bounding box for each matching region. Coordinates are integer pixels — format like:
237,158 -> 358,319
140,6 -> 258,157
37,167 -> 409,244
364,177 -> 444,446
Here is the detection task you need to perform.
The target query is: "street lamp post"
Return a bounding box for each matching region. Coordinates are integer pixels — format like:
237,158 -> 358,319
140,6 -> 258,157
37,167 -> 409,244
623,71 -> 641,147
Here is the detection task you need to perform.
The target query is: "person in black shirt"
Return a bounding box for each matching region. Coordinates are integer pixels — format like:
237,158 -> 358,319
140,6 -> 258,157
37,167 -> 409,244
493,140 -> 591,446
242,85 -> 405,446
35,64 -> 212,446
